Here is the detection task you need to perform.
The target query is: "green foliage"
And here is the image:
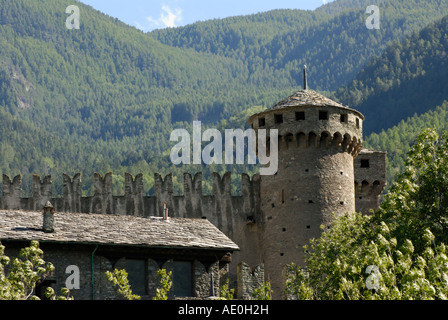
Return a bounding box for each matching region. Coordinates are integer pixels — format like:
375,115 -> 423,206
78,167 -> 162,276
285,214 -> 448,300
284,212 -> 377,300
252,282 -> 273,300
376,128 -> 448,253
0,240 -> 71,300
219,278 -> 235,300
153,269 -> 172,300
363,102 -> 448,189
44,286 -> 74,300
0,0 -> 282,196
105,268 -> 141,300
285,128 -> 448,300
335,15 -> 448,134
154,0 -> 448,92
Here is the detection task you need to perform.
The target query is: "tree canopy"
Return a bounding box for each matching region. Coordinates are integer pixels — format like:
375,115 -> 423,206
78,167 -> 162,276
285,128 -> 448,300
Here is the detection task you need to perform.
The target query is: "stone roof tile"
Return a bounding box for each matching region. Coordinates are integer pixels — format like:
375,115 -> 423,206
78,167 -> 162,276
0,210 -> 239,251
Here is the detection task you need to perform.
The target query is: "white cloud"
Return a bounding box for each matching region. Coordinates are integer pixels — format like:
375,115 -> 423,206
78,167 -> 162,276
146,5 -> 183,30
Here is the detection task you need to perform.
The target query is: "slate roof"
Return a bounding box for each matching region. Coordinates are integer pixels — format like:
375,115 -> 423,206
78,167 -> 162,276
0,209 -> 239,251
250,89 -> 364,120
270,89 -> 346,110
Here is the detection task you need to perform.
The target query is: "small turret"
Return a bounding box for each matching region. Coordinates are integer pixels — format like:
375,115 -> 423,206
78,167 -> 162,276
303,65 -> 308,90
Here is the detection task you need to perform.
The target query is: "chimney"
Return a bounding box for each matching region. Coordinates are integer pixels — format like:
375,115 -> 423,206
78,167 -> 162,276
162,202 -> 169,221
43,201 -> 55,233
303,64 -> 308,90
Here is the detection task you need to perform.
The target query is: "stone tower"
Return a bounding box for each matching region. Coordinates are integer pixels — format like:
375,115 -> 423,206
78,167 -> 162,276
248,67 -> 364,298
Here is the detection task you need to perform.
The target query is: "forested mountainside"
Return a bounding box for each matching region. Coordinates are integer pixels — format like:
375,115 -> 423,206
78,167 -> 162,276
0,0 -> 281,195
363,101 -> 448,189
335,15 -> 448,134
151,0 -> 448,91
1,0 -> 448,196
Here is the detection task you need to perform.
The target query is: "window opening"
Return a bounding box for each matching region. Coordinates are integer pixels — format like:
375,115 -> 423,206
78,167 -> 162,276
361,159 -> 370,168
173,261 -> 193,298
296,111 -> 305,121
274,114 -> 283,124
125,259 -> 147,296
319,111 -> 328,120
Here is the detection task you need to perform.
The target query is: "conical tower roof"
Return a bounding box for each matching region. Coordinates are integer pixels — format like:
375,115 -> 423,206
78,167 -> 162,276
268,88 -> 347,110
249,66 -> 364,120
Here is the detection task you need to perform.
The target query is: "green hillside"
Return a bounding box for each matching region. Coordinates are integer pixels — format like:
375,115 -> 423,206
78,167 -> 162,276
1,0 -> 448,195
364,101 -> 448,189
0,0 -> 286,195
152,0 -> 448,91
335,15 -> 448,134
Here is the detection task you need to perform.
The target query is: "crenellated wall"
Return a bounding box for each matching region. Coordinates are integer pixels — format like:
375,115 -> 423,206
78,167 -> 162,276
1,172 -> 260,227
0,171 -> 263,287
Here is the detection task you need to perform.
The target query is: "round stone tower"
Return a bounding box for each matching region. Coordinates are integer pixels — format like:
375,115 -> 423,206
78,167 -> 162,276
248,67 -> 364,298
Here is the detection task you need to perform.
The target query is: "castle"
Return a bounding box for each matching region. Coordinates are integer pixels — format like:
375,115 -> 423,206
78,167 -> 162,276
0,68 -> 386,299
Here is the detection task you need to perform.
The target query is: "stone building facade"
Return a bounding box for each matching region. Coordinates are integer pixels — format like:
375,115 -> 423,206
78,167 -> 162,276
0,70 -> 386,299
0,207 -> 240,300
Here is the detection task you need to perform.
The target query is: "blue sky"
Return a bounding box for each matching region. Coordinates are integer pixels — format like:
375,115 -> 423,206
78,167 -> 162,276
78,0 -> 335,32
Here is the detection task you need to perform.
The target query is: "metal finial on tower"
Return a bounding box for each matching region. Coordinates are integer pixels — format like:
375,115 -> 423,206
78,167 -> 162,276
303,65 -> 308,90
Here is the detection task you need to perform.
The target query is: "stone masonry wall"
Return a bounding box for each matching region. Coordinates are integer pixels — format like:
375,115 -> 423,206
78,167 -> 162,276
237,262 -> 265,300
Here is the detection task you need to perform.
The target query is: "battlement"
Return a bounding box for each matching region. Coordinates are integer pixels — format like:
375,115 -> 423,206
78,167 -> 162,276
1,172 -> 260,235
354,179 -> 386,196
274,130 -> 362,157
